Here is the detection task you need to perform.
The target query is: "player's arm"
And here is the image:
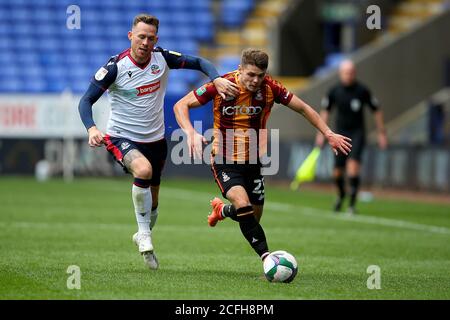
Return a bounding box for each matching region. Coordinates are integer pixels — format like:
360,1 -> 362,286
366,90 -> 388,150
160,48 -> 239,99
373,109 -> 387,149
286,95 -> 352,156
78,59 -> 117,147
78,84 -> 107,147
314,109 -> 330,148
173,91 -> 203,136
173,90 -> 212,159
315,91 -> 333,148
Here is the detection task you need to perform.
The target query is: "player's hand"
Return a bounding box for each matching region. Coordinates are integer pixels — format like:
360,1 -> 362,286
87,126 -> 105,147
187,130 -> 207,160
377,131 -> 388,150
213,77 -> 240,100
315,133 -> 325,148
325,130 -> 352,156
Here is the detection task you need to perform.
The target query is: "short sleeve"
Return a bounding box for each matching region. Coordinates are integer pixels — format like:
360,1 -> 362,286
90,56 -> 118,91
193,82 -> 218,105
321,89 -> 334,111
268,77 -> 293,105
364,87 -> 379,111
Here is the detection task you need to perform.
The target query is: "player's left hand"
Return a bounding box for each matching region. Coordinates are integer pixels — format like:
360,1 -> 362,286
187,130 -> 207,160
325,130 -> 352,156
213,77 -> 240,99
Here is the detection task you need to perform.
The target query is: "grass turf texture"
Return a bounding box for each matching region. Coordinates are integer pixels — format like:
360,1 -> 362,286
0,177 -> 449,299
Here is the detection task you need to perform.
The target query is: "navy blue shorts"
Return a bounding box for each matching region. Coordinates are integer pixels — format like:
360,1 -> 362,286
104,135 -> 167,186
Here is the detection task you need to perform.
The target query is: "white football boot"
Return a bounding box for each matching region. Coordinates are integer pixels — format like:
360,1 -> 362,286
132,232 -> 159,270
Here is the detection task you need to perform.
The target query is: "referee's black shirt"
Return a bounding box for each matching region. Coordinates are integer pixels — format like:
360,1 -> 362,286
321,81 -> 379,132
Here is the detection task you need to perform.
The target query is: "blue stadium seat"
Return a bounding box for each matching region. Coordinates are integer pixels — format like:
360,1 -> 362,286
63,53 -> 86,65
145,1 -> 168,12
40,53 -> 64,67
45,66 -> 66,80
0,0 -> 215,93
3,66 -> 20,78
81,10 -> 102,24
221,0 -> 255,28
168,0 -> 189,10
24,78 -> 47,93
68,79 -> 89,94
32,8 -> 54,23
191,0 -> 211,10
35,24 -> 60,37
46,80 -> 69,93
11,23 -> 34,36
36,38 -> 60,52
172,12 -> 192,25
218,55 -> 241,74
89,54 -> 112,70
0,79 -> 22,93
0,9 -> 8,23
167,80 -> 190,95
195,27 -> 215,42
27,0 -> 54,8
0,52 -> 15,65
5,0 -> 30,8
9,8 -> 33,21
15,53 -> 39,65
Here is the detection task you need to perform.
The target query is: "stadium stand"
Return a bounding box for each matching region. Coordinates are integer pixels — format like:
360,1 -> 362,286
0,0 -> 215,94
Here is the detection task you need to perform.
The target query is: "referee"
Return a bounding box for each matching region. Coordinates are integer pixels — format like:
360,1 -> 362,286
315,60 -> 387,214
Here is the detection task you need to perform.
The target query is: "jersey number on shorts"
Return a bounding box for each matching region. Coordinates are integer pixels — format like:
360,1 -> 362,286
252,178 -> 265,201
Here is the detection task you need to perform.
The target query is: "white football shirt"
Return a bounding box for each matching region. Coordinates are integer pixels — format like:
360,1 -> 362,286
91,47 -> 186,143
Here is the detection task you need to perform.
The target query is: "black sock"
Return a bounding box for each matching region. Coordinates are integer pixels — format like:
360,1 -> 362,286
235,207 -> 269,258
349,176 -> 360,207
221,204 -> 236,218
335,175 -> 346,199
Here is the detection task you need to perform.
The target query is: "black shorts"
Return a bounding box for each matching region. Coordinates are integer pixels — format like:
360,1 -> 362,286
335,129 -> 365,168
104,135 -> 167,186
211,159 -> 265,205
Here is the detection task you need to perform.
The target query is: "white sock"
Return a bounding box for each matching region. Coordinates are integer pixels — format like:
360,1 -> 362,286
132,184 -> 152,234
150,207 -> 158,230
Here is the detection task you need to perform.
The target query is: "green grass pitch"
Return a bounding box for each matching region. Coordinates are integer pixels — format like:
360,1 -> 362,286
0,177 -> 449,299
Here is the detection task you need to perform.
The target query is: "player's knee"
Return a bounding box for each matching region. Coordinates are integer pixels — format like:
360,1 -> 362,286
232,198 -> 251,209
133,164 -> 152,179
333,168 -> 344,178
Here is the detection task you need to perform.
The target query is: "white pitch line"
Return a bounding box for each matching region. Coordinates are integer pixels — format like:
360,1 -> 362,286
163,187 -> 450,236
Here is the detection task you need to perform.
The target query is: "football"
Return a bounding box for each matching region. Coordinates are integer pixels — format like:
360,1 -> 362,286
263,250 -> 298,283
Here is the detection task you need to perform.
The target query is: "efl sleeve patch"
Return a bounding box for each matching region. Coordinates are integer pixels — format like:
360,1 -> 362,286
196,86 -> 207,96
193,83 -> 216,105
95,67 -> 108,81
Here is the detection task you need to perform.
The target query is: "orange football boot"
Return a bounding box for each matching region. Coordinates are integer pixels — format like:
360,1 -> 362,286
208,197 -> 225,227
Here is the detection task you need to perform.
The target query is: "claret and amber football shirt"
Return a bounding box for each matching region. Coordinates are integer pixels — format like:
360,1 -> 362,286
194,70 -> 293,162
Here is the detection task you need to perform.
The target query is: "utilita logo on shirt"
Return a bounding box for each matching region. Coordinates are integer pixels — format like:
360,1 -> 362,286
136,81 -> 160,96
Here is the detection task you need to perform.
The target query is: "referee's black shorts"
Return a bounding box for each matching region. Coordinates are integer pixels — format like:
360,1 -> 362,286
335,129 -> 365,168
